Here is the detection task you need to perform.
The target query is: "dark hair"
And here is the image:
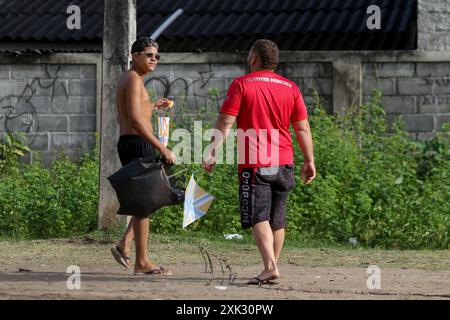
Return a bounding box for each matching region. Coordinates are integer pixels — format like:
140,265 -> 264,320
251,39 -> 279,70
131,37 -> 159,53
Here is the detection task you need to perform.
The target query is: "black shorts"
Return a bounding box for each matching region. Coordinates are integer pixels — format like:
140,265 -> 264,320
117,135 -> 156,167
239,165 -> 296,230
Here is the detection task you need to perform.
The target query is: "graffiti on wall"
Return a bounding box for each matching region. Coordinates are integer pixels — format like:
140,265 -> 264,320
0,65 -> 69,143
145,69 -> 227,113
278,63 -> 332,96
422,95 -> 450,106
145,63 -> 333,119
419,75 -> 450,108
420,76 -> 450,88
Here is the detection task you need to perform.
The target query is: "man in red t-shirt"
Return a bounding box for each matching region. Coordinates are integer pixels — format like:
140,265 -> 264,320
203,39 -> 316,285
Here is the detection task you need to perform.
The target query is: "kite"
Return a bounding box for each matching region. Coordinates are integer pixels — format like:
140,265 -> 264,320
183,174 -> 214,228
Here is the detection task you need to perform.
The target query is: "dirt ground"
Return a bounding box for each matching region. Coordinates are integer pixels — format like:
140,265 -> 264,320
0,237 -> 449,300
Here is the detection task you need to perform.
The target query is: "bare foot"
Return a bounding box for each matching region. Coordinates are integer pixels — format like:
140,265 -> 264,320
247,268 -> 280,285
257,268 -> 280,281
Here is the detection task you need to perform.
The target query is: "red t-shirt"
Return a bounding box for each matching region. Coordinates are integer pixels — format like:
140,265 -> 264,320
220,70 -> 308,170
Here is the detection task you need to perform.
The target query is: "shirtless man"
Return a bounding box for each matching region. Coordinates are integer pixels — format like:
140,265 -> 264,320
111,37 -> 176,275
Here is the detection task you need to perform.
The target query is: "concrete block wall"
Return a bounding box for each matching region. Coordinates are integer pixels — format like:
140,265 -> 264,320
0,63 -> 97,163
144,63 -> 240,116
145,62 -> 333,119
278,63 -> 333,113
418,0 -> 450,50
362,62 -> 450,137
1,53 -> 449,165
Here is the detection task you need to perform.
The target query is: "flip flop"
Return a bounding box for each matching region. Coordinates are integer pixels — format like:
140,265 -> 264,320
110,246 -> 131,269
134,266 -> 173,276
247,276 -> 278,285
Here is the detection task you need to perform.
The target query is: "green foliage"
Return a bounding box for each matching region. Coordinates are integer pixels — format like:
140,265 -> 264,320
284,90 -> 449,249
0,138 -> 99,239
0,132 -> 31,173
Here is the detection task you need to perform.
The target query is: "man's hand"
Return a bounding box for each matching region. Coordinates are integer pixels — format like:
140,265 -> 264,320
160,146 -> 176,165
301,161 -> 316,185
155,98 -> 173,109
202,155 -> 216,174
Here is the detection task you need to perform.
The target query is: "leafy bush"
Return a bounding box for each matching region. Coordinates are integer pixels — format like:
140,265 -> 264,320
285,91 -> 449,249
0,136 -> 98,238
0,132 -> 30,174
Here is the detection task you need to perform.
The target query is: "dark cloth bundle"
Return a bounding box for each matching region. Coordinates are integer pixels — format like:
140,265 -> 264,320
108,156 -> 185,217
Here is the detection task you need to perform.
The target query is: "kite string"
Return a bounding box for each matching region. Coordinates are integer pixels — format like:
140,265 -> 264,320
166,168 -> 189,179
188,236 -> 237,285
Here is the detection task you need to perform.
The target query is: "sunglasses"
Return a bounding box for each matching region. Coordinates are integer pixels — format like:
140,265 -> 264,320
140,52 -> 160,60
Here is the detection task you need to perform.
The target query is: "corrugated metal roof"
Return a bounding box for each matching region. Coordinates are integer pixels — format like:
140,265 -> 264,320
0,0 -> 417,52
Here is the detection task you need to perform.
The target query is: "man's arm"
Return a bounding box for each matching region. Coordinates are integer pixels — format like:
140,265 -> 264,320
203,113 -> 236,173
293,119 -> 316,184
126,77 -> 176,163
213,112 -> 236,145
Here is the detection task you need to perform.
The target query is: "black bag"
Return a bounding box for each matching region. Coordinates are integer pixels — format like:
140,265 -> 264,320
107,156 -> 185,217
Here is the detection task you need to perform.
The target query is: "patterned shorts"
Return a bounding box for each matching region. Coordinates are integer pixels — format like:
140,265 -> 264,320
238,165 -> 296,230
